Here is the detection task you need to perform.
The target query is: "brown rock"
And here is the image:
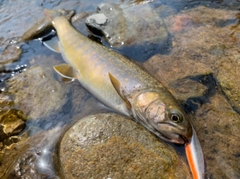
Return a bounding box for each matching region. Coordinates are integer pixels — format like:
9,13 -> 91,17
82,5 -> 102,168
60,113 -> 191,179
143,54 -> 211,101
217,57 -> 240,113
2,126 -> 64,179
192,92 -> 240,179
6,66 -> 67,120
0,109 -> 25,142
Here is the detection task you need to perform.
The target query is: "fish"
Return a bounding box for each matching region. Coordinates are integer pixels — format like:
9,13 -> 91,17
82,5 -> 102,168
185,127 -> 205,179
43,9 -> 192,144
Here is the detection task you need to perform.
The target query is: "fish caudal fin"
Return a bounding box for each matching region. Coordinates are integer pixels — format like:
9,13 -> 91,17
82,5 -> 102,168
185,127 -> 205,179
44,9 -> 60,22
43,9 -> 75,24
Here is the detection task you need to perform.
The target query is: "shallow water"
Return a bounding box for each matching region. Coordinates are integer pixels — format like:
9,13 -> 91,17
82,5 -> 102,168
0,0 -> 240,178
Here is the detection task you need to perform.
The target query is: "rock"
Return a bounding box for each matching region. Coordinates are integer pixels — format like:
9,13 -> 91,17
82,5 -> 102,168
0,109 -> 26,142
143,54 -> 211,102
85,3 -> 169,61
21,9 -> 74,42
0,93 -> 25,149
158,6 -> 240,113
217,57 -> 240,113
60,113 -> 191,179
192,92 -> 240,179
143,6 -> 240,178
6,66 -> 67,120
2,126 -> 64,179
163,6 -> 239,67
0,44 -> 22,65
0,93 -> 14,109
86,13 -> 108,28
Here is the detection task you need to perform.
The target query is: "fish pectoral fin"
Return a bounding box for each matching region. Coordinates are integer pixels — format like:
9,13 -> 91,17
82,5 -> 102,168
54,64 -> 77,80
108,73 -> 131,110
43,36 -> 60,53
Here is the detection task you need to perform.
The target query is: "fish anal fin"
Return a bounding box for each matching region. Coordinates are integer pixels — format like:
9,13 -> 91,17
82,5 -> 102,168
108,73 -> 131,110
54,64 -> 77,80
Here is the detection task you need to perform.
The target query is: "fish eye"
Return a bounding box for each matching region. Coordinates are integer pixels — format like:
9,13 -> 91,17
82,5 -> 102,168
169,112 -> 183,123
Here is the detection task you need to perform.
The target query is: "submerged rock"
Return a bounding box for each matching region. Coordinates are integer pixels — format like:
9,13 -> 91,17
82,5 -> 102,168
59,113 -> 191,179
162,5 -> 240,114
6,66 -> 67,120
193,92 -> 240,179
144,6 -> 240,178
0,44 -> 22,65
0,109 -> 26,142
143,54 -> 211,103
85,3 -> 169,47
217,57 -> 240,113
0,93 -> 14,109
21,9 -> 74,42
2,126 -> 64,179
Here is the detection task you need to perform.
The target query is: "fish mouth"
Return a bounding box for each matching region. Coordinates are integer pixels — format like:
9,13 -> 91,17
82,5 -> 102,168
179,134 -> 189,144
151,123 -> 190,144
160,132 -> 188,144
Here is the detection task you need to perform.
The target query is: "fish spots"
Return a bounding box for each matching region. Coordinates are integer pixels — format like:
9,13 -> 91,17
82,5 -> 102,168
136,92 -> 160,111
146,102 -> 166,124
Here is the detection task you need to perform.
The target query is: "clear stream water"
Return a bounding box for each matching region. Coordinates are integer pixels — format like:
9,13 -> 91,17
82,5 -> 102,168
0,0 -> 239,178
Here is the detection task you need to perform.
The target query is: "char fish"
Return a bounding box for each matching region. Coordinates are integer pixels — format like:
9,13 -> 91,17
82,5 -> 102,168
43,9 -> 192,144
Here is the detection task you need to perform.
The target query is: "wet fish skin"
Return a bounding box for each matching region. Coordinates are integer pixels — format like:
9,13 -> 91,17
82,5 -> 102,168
44,9 -> 192,144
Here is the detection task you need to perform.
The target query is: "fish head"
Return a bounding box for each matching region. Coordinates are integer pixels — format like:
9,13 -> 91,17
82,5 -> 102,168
132,90 -> 192,144
44,9 -> 75,26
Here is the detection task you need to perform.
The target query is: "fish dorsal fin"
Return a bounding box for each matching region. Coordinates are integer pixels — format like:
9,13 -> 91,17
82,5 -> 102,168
43,36 -> 60,53
108,73 -> 131,109
53,64 -> 77,81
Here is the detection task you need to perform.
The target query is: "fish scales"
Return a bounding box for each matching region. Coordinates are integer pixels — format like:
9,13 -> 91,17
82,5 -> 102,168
44,9 -> 193,145
54,17 -> 168,106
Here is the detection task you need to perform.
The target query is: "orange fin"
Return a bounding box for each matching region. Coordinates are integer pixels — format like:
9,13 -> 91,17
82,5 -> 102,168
185,127 -> 205,179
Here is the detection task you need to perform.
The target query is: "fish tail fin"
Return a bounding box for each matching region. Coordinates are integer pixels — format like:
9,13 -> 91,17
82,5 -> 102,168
44,9 -> 75,24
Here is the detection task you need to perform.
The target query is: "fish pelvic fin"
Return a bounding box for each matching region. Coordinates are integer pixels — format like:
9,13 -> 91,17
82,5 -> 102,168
43,36 -> 60,53
108,73 -> 131,110
44,9 -> 75,24
54,63 -> 77,82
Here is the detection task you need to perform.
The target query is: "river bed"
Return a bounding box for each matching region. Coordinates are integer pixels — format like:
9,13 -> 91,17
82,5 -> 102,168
0,0 -> 239,178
